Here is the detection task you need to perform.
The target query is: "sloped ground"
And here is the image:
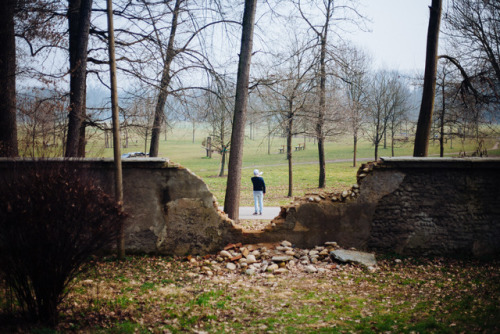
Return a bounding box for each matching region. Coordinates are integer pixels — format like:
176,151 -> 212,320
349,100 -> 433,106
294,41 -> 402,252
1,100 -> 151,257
2,242 -> 499,333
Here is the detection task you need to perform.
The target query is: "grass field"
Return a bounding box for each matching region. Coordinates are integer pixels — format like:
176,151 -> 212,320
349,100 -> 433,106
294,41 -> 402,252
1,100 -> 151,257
87,123 -> 499,206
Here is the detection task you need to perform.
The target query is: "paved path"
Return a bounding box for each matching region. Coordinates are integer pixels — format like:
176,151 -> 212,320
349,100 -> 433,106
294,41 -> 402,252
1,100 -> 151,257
219,207 -> 281,220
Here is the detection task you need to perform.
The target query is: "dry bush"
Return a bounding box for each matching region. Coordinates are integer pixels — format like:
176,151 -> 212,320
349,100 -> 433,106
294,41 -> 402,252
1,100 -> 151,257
0,161 -> 126,326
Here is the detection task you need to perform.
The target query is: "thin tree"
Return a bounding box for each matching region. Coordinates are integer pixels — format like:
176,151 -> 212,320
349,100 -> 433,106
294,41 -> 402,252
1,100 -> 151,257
148,0 -> 182,157
224,0 -> 257,220
0,0 -> 18,157
338,45 -> 369,167
295,0 -> 365,188
106,0 -> 124,258
413,0 -> 442,157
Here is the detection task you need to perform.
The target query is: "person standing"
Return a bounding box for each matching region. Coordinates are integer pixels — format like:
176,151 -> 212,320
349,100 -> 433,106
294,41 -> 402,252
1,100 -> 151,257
251,169 -> 266,215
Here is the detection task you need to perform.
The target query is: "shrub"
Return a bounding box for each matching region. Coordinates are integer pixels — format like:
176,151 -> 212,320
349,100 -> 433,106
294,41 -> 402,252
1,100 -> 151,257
0,161 -> 126,325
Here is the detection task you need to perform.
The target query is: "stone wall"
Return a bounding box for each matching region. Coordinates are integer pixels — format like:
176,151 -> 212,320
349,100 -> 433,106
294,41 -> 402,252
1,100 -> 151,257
0,158 -> 241,256
243,157 -> 500,258
1,157 -> 498,258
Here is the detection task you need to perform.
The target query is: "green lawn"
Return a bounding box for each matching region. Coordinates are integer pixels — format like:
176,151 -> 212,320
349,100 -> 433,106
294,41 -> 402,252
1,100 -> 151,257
88,123 -> 499,206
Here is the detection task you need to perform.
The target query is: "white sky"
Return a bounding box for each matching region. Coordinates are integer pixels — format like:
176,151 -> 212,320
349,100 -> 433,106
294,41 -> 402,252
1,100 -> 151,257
350,0 -> 432,74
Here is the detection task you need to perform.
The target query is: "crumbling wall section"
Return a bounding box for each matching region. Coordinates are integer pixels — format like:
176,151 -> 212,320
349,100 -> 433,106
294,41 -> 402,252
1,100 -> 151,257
243,158 -> 500,258
0,158 -> 241,256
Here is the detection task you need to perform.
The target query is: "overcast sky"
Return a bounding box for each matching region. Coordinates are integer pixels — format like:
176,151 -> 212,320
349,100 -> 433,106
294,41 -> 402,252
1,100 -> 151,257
350,0 -> 432,74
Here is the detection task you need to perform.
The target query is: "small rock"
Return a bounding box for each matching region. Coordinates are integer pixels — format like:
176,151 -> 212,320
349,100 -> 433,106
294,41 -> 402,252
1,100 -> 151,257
246,254 -> 257,264
220,250 -> 231,258
352,184 -> 359,189
285,250 -> 295,256
305,265 -> 318,273
331,196 -> 338,201
281,240 -> 292,247
226,263 -> 237,271
309,250 -> 319,256
308,197 -> 314,202
272,255 -> 294,262
358,173 -> 367,178
267,263 -> 279,272
319,249 -> 329,256
395,259 -> 402,263
251,250 -> 261,257
325,241 -> 338,247
278,262 -> 286,268
245,268 -> 256,275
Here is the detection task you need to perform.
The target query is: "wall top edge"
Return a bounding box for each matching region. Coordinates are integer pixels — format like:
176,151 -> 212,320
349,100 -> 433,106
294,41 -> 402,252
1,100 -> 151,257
379,156 -> 500,168
0,157 -> 179,169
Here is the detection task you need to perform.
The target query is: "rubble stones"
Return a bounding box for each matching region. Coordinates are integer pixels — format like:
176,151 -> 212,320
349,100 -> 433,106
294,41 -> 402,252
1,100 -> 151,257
211,240 -> 375,275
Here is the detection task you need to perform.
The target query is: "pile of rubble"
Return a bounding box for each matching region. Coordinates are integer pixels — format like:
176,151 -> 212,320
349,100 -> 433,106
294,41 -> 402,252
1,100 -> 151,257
189,241 -> 377,277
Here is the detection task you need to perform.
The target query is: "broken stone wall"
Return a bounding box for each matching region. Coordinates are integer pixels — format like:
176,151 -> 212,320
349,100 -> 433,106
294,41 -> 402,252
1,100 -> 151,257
0,158 -> 241,256
243,157 -> 500,258
1,157 -> 499,258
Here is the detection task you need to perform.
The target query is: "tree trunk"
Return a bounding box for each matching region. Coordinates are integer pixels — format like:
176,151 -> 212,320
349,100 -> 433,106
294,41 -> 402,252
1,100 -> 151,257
413,0 -> 442,157
106,0 -> 124,259
439,78 -> 445,157
353,134 -> 357,167
149,0 -> 181,157
192,120 -> 196,143
223,0 -> 257,219
391,131 -> 395,157
219,147 -> 226,177
287,113 -> 293,197
0,0 -> 18,157
66,0 -> 93,157
317,29 -> 328,189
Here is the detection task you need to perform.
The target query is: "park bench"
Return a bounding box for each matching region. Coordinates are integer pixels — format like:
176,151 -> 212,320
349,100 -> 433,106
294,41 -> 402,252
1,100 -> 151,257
295,143 -> 305,151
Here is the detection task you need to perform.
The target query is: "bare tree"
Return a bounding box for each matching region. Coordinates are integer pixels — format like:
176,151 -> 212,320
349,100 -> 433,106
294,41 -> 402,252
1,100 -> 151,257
204,84 -> 234,177
224,0 -> 258,220
444,0 -> 500,105
367,71 -> 409,160
259,40 -> 315,197
414,0 -> 442,157
294,0 -> 365,188
0,0 -> 18,157
106,0 -> 124,258
17,89 -> 67,157
338,45 -> 370,167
